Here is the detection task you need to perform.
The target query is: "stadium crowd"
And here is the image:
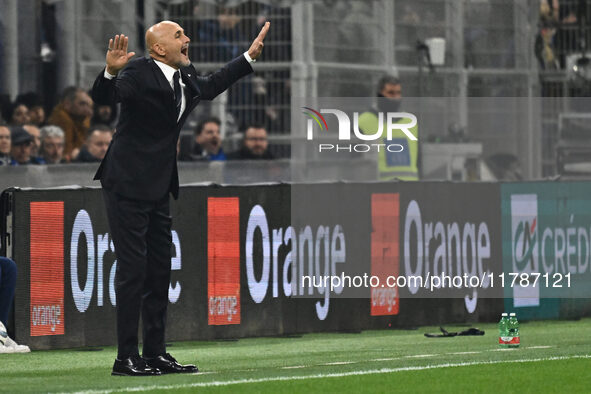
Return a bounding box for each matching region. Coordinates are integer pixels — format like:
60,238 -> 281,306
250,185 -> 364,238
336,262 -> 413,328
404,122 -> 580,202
0,87 -> 275,167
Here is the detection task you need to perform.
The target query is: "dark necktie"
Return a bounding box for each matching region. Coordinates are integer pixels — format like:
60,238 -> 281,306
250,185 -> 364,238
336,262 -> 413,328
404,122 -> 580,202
173,71 -> 182,118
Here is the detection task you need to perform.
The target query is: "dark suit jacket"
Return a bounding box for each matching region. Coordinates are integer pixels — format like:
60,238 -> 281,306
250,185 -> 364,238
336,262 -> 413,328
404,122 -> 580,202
91,55 -> 252,201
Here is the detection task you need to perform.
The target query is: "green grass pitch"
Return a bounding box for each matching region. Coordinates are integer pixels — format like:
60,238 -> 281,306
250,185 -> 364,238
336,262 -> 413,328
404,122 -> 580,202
1,318 -> 590,393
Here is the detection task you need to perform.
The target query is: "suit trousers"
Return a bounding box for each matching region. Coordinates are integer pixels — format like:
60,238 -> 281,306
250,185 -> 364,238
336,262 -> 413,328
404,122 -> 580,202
102,189 -> 172,359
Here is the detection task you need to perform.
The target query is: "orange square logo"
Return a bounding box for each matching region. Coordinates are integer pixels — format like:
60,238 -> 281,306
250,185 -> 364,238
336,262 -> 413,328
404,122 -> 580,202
30,201 -> 65,336
370,194 -> 400,316
207,197 -> 241,325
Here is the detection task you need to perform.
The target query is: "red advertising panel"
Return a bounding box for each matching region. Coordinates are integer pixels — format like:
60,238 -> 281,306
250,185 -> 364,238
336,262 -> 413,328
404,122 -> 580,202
207,197 -> 241,325
370,193 -> 400,316
30,201 -> 65,336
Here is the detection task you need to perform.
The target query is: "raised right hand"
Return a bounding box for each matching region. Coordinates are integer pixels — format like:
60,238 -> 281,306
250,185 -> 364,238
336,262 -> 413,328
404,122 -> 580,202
106,34 -> 136,75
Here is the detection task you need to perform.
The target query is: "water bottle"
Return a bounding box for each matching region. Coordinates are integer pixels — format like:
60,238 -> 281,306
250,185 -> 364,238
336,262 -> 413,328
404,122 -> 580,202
508,313 -> 520,348
498,313 -> 509,348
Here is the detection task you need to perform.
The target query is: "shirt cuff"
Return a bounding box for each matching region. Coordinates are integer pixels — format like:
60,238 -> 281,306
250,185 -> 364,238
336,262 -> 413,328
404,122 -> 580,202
103,69 -> 116,80
243,51 -> 256,63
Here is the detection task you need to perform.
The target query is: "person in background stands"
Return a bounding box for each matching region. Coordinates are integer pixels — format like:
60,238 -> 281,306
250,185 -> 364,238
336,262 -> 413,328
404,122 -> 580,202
48,86 -> 94,161
190,117 -> 226,161
39,125 -> 66,164
6,102 -> 30,126
0,124 -> 11,165
9,127 -> 46,165
227,123 -> 274,160
23,124 -> 42,158
73,124 -> 113,163
0,123 -> 12,166
17,92 -> 46,127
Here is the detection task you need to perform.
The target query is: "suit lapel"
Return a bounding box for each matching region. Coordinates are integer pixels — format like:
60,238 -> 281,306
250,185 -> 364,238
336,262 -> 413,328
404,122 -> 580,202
180,67 -> 201,102
177,67 -> 201,128
148,58 -> 176,123
144,61 -> 200,128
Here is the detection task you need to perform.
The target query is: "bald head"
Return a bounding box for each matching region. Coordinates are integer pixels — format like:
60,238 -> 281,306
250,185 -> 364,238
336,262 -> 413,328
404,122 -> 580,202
145,20 -> 191,69
145,21 -> 174,50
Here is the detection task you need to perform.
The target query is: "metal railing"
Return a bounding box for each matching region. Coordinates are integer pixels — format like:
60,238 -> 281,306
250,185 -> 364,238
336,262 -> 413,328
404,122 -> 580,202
4,0 -> 590,178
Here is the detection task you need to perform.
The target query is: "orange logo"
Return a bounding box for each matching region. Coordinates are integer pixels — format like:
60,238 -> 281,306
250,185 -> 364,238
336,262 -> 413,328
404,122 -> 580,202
30,202 -> 65,336
207,197 -> 241,325
370,194 -> 400,316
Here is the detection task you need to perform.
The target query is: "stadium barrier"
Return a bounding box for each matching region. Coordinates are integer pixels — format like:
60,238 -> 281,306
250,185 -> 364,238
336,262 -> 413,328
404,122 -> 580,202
2,181 -> 590,350
0,160 -> 377,193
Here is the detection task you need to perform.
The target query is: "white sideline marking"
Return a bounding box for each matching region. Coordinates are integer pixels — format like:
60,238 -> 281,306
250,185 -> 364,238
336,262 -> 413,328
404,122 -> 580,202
64,355 -> 591,394
405,354 -> 437,358
490,348 -> 518,352
447,352 -> 481,355
321,361 -> 355,366
281,365 -> 306,369
527,346 -> 553,349
370,358 -> 398,362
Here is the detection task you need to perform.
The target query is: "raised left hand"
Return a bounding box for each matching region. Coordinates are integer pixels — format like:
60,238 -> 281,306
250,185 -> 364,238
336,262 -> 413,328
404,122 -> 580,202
248,21 -> 270,60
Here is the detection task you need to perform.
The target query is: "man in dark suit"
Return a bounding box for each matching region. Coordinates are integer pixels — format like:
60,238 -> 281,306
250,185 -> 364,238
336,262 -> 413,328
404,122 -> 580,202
91,20 -> 269,376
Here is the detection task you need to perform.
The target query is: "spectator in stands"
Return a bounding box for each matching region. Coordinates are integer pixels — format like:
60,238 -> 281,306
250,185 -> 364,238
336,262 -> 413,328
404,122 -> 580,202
6,102 -> 30,126
48,86 -> 94,160
73,124 -> 113,163
189,117 -> 226,161
23,124 -> 42,158
0,256 -> 30,353
39,125 -> 66,164
17,92 -> 46,127
9,127 -> 46,165
227,124 -> 274,160
194,5 -> 246,62
0,124 -> 11,166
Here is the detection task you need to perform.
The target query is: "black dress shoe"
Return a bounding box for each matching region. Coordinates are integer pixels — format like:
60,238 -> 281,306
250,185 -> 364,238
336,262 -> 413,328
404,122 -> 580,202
143,353 -> 198,374
112,355 -> 162,376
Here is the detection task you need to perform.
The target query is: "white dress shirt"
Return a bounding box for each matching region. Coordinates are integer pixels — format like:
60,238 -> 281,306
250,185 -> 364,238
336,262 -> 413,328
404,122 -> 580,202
153,60 -> 187,122
104,52 -> 256,122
